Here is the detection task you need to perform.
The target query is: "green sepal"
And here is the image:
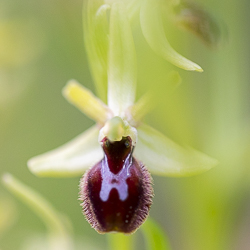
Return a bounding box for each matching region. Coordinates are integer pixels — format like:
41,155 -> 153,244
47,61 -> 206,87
135,123 -> 217,177
28,126 -> 103,177
83,0 -> 109,101
108,2 -> 137,116
140,0 -> 203,72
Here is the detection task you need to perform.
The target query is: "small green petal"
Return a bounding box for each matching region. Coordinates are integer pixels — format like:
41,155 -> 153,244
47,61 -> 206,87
126,92 -> 154,127
134,123 -> 217,177
127,71 -> 182,126
28,126 -> 103,177
140,0 -> 203,72
166,71 -> 182,87
62,80 -> 113,125
108,2 -> 137,116
83,0 -> 109,101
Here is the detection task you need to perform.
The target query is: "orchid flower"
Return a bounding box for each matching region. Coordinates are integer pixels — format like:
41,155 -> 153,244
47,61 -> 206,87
28,0 -> 217,234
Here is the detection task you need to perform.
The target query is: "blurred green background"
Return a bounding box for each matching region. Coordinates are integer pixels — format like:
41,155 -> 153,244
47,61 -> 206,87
1,0 -> 250,249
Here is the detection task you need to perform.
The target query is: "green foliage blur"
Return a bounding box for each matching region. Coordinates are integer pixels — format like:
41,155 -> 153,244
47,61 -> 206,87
1,0 -> 250,249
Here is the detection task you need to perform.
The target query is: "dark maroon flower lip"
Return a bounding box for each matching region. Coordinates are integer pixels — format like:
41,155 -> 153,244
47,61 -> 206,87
101,136 -> 133,175
79,136 -> 153,234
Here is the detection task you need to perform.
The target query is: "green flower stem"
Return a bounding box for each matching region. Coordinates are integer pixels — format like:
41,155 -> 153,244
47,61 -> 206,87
1,173 -> 73,249
140,217 -> 172,250
107,233 -> 134,250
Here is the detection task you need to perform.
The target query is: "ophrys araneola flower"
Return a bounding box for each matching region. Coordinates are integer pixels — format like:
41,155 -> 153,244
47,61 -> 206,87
28,0 -> 217,234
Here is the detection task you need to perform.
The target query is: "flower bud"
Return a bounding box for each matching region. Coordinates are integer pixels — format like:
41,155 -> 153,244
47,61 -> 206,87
169,0 -> 222,48
79,136 -> 153,234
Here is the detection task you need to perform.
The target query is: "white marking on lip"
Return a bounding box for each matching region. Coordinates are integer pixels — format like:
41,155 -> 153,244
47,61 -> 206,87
99,154 -> 132,202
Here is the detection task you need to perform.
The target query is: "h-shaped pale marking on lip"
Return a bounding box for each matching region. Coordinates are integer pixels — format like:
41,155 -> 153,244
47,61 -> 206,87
100,153 -> 132,202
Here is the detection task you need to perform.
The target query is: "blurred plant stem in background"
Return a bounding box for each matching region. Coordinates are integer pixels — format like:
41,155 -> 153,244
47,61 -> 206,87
107,218 -> 173,250
107,233 -> 135,250
141,218 -> 172,250
2,173 -> 74,250
0,196 -> 17,239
